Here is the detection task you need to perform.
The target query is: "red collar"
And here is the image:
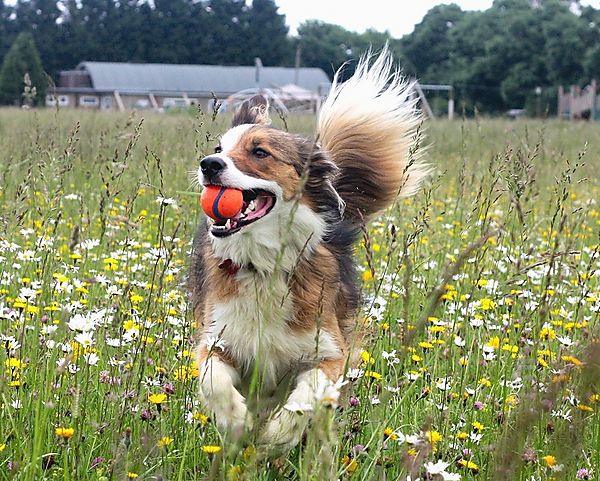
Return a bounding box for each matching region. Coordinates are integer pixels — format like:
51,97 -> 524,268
218,259 -> 240,276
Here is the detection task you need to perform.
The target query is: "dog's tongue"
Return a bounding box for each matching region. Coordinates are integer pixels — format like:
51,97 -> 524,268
243,195 -> 274,222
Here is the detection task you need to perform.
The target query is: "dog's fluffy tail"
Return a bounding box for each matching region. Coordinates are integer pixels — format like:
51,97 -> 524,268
317,47 -> 428,221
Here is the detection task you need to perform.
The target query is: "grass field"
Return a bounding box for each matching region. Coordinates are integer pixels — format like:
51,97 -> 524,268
0,108 -> 598,481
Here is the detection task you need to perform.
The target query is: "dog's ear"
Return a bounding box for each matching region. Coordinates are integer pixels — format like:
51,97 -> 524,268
299,144 -> 345,217
231,95 -> 271,127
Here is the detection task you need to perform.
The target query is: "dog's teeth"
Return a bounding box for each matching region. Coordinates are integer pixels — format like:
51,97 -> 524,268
225,219 -> 231,229
249,200 -> 256,211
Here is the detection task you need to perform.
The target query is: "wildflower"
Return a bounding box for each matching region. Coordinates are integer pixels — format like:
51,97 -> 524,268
127,473 -> 139,479
360,350 -> 375,365
148,393 -> 168,404
362,270 -> 373,282
90,457 -> 105,469
540,326 -> 557,341
103,257 -> 119,271
479,298 -> 496,310
576,468 -> 591,479
426,430 -> 442,445
342,455 -> 359,474
156,196 -> 178,207
542,455 -> 557,467
157,436 -> 174,447
201,445 -> 222,454
365,370 -> 382,380
472,421 -> 485,432
562,355 -> 584,367
458,458 -> 479,472
55,427 -> 75,439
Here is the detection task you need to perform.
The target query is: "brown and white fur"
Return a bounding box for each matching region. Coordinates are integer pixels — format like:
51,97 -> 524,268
190,48 -> 427,453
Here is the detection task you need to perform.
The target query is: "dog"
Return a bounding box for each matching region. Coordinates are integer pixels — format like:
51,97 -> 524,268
190,48 -> 428,453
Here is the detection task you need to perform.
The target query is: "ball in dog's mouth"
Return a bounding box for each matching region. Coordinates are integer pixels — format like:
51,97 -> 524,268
210,188 -> 276,237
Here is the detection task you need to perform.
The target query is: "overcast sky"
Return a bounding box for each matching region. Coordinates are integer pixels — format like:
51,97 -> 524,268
275,0 -> 600,38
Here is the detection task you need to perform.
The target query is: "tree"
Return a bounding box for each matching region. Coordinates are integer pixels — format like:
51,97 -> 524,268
400,4 -> 466,81
240,0 -> 292,66
0,31 -> 47,106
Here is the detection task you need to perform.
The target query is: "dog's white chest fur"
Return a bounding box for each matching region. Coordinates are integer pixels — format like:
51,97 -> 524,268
205,271 -> 339,391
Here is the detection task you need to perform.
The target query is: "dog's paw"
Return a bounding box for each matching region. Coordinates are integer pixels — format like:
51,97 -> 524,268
258,408 -> 308,455
212,389 -> 253,440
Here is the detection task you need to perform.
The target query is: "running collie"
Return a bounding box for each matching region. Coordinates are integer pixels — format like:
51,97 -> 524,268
190,48 -> 427,452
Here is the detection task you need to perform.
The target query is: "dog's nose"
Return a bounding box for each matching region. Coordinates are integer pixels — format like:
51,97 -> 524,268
200,156 -> 226,179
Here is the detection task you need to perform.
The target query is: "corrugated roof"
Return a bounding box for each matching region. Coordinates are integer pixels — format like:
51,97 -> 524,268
77,62 -> 331,96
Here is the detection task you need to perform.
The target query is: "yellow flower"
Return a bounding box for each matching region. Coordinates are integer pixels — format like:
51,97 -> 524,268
472,421 -> 485,432
127,473 -> 139,479
157,436 -> 174,447
342,455 -> 358,474
479,298 -> 496,310
192,412 -> 209,424
364,370 -> 382,380
103,257 -> 119,271
361,270 -> 373,282
542,455 -> 557,467
486,336 -> 500,349
123,319 -> 140,331
561,355 -> 584,367
540,327 -> 557,341
576,404 -> 593,412
227,465 -> 243,481
0,443 -> 6,452
456,431 -> 468,440
201,445 -> 222,454
148,393 -> 168,404
55,427 -> 75,439
130,293 -> 144,304
4,358 -> 26,369
384,427 -> 398,440
458,459 -> 479,471
360,350 -> 375,365
479,378 -> 492,388
425,430 -> 442,444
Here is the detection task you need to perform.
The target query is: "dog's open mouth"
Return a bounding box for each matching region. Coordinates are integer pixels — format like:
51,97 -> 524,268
210,188 -> 276,237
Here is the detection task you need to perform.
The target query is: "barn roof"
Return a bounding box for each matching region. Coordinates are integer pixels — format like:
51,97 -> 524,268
76,62 -> 331,96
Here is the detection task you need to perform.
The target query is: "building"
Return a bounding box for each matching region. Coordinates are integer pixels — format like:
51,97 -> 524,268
46,61 -> 331,112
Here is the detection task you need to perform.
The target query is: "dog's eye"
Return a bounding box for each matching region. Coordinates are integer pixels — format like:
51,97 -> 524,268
252,147 -> 269,159
214,146 -> 222,154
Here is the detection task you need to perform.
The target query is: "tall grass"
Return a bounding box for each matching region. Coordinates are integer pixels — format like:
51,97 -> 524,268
0,108 -> 598,481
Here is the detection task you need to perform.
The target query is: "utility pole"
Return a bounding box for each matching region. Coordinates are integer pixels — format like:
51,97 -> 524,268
294,45 -> 301,85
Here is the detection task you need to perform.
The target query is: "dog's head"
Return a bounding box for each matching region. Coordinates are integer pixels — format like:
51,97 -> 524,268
197,95 -> 341,272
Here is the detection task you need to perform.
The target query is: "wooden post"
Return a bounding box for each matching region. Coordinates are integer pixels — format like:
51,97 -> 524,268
591,79 -> 597,121
414,82 -> 434,119
569,85 -> 575,120
558,85 -> 563,119
448,86 -> 454,120
113,90 -> 125,112
148,93 -> 159,110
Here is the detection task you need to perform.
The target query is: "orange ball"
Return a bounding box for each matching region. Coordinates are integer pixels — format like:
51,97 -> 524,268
200,185 -> 244,220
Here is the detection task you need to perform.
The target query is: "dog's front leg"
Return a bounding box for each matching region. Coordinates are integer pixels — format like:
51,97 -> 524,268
197,346 -> 250,439
259,359 -> 344,454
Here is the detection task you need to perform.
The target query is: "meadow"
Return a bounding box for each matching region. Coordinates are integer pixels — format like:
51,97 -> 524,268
0,108 -> 598,481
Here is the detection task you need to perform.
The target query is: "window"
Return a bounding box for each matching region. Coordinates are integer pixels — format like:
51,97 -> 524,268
79,95 -> 99,107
